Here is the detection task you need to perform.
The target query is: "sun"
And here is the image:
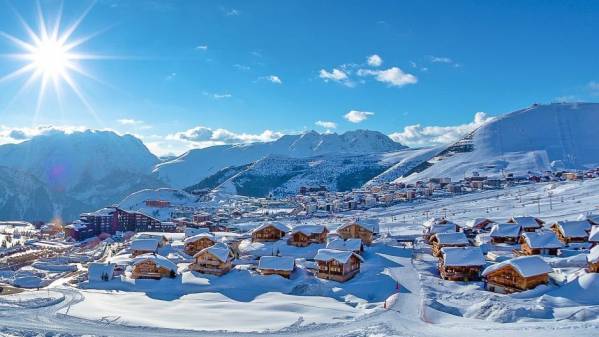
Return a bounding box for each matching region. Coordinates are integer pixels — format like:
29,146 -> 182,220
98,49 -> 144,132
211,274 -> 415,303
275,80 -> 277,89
30,37 -> 71,78
0,2 -> 105,118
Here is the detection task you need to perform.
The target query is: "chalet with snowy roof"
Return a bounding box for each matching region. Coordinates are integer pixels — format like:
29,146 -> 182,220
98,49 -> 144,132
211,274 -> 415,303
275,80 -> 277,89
518,231 -> 562,256
588,245 -> 599,273
482,255 -> 552,293
190,243 -> 234,276
463,218 -> 495,236
336,220 -> 379,245
489,223 -> 522,244
184,233 -> 217,256
507,216 -> 544,232
439,247 -> 485,281
288,224 -> 329,247
258,256 -> 296,278
314,248 -> 363,282
130,254 -> 177,279
430,232 -> 469,257
423,222 -> 460,242
550,220 -> 591,245
129,239 -> 159,257
251,223 -> 290,242
133,232 -> 169,247
326,238 -> 364,254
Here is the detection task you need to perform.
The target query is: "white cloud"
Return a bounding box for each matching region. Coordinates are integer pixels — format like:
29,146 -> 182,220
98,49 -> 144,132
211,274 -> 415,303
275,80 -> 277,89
117,119 -> 144,125
344,110 -> 374,123
315,120 -> 337,129
260,75 -> 282,84
367,54 -> 383,67
195,45 -> 208,51
319,68 -> 354,87
389,112 -> 494,147
202,92 -> 232,100
357,67 -> 417,87
168,126 -> 284,147
430,56 -> 453,64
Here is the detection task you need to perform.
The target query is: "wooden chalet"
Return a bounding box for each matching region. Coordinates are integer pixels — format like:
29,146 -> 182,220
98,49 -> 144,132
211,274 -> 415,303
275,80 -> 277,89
507,216 -> 544,232
439,247 -> 485,281
489,223 -> 522,244
129,238 -> 159,257
463,218 -> 495,237
423,222 -> 459,242
130,254 -> 177,279
183,233 -> 217,256
336,220 -> 379,245
251,223 -> 290,242
482,255 -> 552,293
288,224 -> 329,247
550,220 -> 591,245
430,232 -> 469,257
189,243 -> 234,276
314,249 -> 364,282
257,256 -> 296,278
326,238 -> 364,254
588,245 -> 599,273
518,231 -> 562,256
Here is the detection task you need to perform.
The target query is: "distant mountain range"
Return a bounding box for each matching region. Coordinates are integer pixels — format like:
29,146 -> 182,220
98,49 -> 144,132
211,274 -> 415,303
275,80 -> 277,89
1,102 -> 597,221
154,129 -> 406,188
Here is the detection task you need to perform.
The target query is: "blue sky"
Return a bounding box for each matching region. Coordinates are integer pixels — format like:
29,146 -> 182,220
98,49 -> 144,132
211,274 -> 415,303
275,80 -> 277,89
0,0 -> 598,156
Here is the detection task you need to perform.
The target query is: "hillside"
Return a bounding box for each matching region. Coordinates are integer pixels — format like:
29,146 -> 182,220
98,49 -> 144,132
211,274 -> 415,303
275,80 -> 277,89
398,102 -> 599,182
0,130 -> 164,221
154,130 -> 406,188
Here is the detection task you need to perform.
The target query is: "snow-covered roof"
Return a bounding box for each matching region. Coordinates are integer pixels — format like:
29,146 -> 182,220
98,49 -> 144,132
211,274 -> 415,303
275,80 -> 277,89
423,217 -> 450,228
489,223 -> 521,238
482,255 -> 552,278
326,238 -> 363,252
314,249 -> 364,264
427,223 -> 457,235
130,239 -> 159,252
291,224 -> 327,236
463,218 -> 495,229
521,231 -> 563,249
441,247 -> 485,267
251,222 -> 290,234
183,233 -> 215,244
509,216 -> 544,229
588,245 -> 599,264
258,256 -> 295,271
338,219 -> 379,233
554,220 -> 591,238
589,226 -> 599,242
195,243 -> 232,263
88,263 -> 115,281
65,220 -> 88,231
132,253 -> 177,272
133,232 -> 167,241
433,232 -> 469,245
185,227 -> 210,237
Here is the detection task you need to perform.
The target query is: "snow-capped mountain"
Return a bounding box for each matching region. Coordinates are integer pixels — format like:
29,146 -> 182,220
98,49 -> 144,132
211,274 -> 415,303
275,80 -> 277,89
398,102 -> 599,182
0,130 -> 163,221
154,130 -> 406,188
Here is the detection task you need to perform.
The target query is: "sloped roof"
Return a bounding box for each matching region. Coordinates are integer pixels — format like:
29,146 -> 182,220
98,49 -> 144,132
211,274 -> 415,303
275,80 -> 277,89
314,249 -> 364,264
427,223 -> 458,235
183,233 -> 216,244
252,222 -> 290,234
291,224 -> 328,236
521,231 -> 563,249
326,238 -> 363,252
423,217 -> 450,228
482,255 -> 552,278
132,253 -> 177,272
258,256 -> 295,271
130,239 -> 159,252
338,219 -> 379,233
441,247 -> 485,267
195,243 -> 232,263
589,226 -> 599,242
489,223 -> 521,238
463,218 -> 495,229
433,232 -> 469,245
554,220 -> 591,238
510,216 -> 544,229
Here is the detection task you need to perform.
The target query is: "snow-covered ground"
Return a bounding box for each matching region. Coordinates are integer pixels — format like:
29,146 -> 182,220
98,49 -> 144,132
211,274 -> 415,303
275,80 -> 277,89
3,179 -> 599,336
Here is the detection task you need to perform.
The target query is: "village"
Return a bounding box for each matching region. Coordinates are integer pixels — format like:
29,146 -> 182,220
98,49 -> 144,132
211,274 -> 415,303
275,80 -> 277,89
0,167 -> 598,335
